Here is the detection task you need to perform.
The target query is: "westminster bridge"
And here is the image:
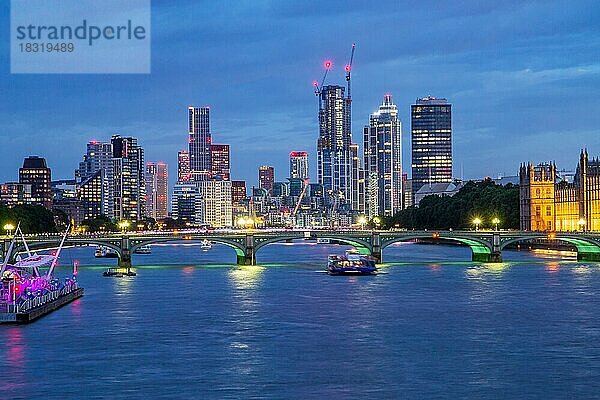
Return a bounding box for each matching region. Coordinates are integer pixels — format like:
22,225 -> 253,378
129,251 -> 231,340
2,229 -> 600,267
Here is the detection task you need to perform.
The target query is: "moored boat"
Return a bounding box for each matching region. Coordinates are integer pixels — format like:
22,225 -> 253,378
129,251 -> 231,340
200,239 -> 212,251
102,267 -> 137,277
0,223 -> 83,324
326,250 -> 377,275
95,246 -> 118,258
134,245 -> 152,254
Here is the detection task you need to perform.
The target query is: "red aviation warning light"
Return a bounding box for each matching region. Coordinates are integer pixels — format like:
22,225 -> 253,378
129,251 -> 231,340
324,60 -> 333,70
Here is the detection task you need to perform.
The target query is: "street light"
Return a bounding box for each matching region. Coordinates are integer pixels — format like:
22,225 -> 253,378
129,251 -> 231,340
492,217 -> 500,231
473,218 -> 482,231
357,215 -> 367,230
3,223 -> 15,236
578,218 -> 586,232
373,216 -> 382,230
118,220 -> 130,233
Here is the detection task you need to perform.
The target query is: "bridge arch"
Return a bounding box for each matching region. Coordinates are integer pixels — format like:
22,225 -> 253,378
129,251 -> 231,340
8,239 -> 123,263
380,234 -> 494,263
130,236 -> 247,264
500,234 -> 600,261
253,235 -> 373,257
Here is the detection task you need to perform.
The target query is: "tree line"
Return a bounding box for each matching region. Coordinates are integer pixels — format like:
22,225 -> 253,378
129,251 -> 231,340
384,179 -> 520,230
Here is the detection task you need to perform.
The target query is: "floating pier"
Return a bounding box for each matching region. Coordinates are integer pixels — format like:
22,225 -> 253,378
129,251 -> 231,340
0,286 -> 83,324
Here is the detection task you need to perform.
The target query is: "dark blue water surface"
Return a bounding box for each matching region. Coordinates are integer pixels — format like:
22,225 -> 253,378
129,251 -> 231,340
2,241 -> 600,399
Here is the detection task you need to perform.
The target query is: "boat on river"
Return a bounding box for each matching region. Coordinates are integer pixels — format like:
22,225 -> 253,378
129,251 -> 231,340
0,223 -> 83,324
95,246 -> 118,258
102,267 -> 137,277
201,239 -> 212,251
134,245 -> 152,254
326,250 -> 377,275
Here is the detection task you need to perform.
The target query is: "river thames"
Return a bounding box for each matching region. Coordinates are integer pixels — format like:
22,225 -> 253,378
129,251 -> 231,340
2,241 -> 600,399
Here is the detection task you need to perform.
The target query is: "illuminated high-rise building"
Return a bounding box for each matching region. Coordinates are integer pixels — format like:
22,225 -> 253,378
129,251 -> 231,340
188,106 -> 211,181
177,150 -> 191,183
364,94 -> 403,217
145,162 -> 168,220
317,85 -> 354,206
411,96 -> 452,197
19,156 -> 52,208
111,135 -> 145,221
258,165 -> 275,193
290,151 -> 309,180
231,180 -> 247,204
76,140 -> 113,216
211,144 -> 230,180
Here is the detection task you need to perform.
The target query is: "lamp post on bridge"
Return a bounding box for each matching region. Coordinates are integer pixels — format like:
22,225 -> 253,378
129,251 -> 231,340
492,217 -> 500,231
472,218 -> 482,232
3,223 -> 15,237
578,218 -> 586,232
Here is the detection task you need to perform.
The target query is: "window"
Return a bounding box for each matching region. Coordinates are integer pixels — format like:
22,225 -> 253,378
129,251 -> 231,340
546,206 -> 552,216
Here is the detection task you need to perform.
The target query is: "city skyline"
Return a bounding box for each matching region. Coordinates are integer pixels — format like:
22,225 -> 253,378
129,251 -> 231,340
1,1 -> 599,188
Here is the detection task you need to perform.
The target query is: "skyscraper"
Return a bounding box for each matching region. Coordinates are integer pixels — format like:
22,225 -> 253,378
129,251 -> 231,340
411,96 -> 452,197
188,106 -> 211,181
199,180 -> 232,228
77,170 -> 103,222
177,150 -> 191,183
111,135 -> 145,221
258,165 -> 274,193
210,144 -> 230,180
19,156 -> 52,208
145,162 -> 169,220
317,85 -> 355,207
290,151 -> 309,180
76,140 -> 113,216
364,94 -> 403,217
231,180 -> 247,204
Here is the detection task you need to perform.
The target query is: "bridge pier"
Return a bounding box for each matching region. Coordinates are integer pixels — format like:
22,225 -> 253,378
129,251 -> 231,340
577,252 -> 600,262
119,236 -> 132,268
490,234 -> 503,262
371,232 -> 382,264
237,234 -> 255,265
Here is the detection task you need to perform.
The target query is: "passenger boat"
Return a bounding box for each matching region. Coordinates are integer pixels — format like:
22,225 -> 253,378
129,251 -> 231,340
95,246 -> 118,258
326,250 -> 377,275
0,223 -> 83,324
134,245 -> 151,254
317,238 -> 331,244
102,267 -> 137,277
200,239 -> 212,251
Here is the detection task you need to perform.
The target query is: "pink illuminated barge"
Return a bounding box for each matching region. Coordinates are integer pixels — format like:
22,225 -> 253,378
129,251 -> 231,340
0,224 -> 83,324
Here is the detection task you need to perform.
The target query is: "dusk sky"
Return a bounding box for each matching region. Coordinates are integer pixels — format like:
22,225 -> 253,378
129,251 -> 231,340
1,1 -> 599,188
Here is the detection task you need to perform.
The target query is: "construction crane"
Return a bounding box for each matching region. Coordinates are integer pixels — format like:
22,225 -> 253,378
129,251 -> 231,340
291,179 -> 310,219
312,60 -> 333,112
345,43 -> 356,102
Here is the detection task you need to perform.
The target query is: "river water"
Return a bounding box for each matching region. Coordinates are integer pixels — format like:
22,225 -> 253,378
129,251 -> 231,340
1,241 -> 600,399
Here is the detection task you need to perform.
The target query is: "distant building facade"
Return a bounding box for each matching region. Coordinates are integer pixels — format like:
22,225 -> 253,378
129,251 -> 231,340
19,156 -> 52,208
520,150 -> 600,231
188,106 -> 212,181
172,183 -> 204,226
364,94 -> 402,217
411,96 -> 452,198
258,165 -> 275,193
177,150 -> 191,183
0,182 -> 32,207
210,144 -> 230,180
290,151 -> 309,180
145,162 -> 168,220
111,135 -> 145,221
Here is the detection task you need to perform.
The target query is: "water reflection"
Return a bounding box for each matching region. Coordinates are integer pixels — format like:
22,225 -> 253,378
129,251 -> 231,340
545,262 -> 560,274
466,263 -> 510,278
228,266 -> 265,291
